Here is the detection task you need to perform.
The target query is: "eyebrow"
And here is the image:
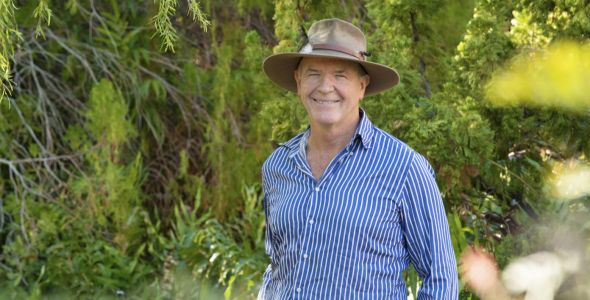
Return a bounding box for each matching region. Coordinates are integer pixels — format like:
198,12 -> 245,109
305,68 -> 348,73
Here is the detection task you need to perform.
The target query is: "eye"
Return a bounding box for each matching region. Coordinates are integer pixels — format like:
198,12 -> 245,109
336,74 -> 347,78
309,73 -> 320,77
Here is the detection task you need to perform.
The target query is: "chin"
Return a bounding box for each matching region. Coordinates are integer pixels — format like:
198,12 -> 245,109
311,112 -> 342,126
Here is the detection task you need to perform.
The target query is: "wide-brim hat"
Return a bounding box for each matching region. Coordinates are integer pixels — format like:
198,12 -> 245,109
263,19 -> 400,97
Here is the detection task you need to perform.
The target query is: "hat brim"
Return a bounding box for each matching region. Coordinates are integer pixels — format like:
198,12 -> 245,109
262,50 -> 400,97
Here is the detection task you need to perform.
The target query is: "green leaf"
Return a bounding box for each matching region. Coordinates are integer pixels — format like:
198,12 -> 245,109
224,274 -> 238,300
524,156 -> 542,171
29,143 -> 40,157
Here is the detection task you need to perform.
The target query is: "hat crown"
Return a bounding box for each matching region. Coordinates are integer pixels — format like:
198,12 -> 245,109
307,19 -> 366,53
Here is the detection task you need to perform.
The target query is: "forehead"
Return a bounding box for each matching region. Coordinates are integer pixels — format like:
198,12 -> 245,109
299,57 -> 358,72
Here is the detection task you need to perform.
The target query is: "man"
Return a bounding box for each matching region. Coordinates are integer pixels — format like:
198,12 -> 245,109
258,19 -> 458,299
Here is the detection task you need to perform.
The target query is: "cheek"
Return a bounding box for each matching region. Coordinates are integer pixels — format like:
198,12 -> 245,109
336,86 -> 361,101
301,82 -> 317,95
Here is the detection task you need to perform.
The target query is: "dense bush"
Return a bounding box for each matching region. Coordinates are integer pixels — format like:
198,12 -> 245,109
0,0 -> 588,299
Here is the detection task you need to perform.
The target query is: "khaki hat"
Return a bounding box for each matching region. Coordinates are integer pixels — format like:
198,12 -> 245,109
263,19 -> 400,97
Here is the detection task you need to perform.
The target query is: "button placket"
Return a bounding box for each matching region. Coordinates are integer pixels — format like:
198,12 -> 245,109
294,183 -> 317,298
305,184 -> 318,246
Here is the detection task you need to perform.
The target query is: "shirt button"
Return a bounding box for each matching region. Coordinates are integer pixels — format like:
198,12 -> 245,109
349,152 -> 353,156
303,254 -> 308,258
314,187 -> 319,192
309,220 -> 314,224
297,288 -> 301,292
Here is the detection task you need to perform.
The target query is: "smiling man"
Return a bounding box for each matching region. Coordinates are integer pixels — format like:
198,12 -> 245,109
258,19 -> 458,300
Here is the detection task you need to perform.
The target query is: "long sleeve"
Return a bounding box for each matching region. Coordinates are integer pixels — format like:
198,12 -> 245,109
257,195 -> 273,300
401,154 -> 458,300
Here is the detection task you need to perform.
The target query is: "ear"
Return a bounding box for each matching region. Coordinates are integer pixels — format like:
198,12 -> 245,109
294,69 -> 301,96
359,74 -> 370,100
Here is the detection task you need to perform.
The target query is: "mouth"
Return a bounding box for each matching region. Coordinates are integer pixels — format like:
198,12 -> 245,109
313,98 -> 340,104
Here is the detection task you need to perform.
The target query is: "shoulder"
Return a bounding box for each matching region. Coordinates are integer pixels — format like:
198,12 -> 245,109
370,126 -> 416,158
370,126 -> 435,178
261,130 -> 305,175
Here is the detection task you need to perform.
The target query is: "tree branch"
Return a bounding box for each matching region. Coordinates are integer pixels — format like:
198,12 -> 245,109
488,159 -> 546,201
410,12 -> 431,96
0,144 -> 99,165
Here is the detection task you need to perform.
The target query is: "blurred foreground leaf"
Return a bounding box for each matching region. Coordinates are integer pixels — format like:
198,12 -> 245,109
487,42 -> 590,111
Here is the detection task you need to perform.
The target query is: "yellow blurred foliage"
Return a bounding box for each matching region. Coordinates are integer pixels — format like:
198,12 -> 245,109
552,162 -> 590,200
487,42 -> 590,111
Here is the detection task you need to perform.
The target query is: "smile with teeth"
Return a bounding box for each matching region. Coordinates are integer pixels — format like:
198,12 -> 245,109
313,98 -> 340,104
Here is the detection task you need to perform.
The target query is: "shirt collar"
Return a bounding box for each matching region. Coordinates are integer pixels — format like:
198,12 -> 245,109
355,108 -> 374,149
279,108 -> 375,158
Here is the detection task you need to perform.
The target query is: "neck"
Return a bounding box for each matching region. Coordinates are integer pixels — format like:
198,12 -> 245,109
307,113 -> 360,155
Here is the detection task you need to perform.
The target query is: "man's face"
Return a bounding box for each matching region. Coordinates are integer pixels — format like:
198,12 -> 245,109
294,57 -> 370,129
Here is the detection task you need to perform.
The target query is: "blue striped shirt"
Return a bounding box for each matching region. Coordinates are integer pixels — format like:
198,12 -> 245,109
258,109 -> 458,300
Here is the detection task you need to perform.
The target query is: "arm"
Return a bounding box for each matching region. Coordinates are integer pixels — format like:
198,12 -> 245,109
401,154 -> 458,300
257,195 -> 273,300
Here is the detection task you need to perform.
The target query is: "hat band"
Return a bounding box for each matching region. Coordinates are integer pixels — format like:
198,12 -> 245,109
312,44 -> 366,61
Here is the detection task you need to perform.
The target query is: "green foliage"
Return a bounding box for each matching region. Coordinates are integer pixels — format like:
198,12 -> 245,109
152,0 -> 181,52
86,79 -> 137,147
151,0 -> 210,52
1,0 -> 589,299
32,1 -> 52,39
0,0 -> 22,103
187,0 -> 211,31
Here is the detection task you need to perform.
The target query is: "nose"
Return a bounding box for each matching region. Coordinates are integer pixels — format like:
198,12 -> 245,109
317,75 -> 335,94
